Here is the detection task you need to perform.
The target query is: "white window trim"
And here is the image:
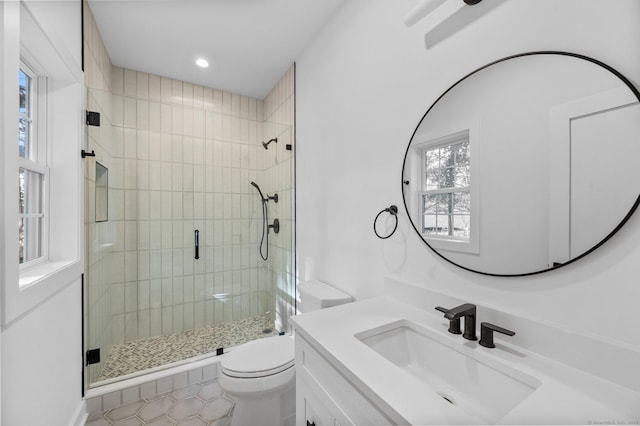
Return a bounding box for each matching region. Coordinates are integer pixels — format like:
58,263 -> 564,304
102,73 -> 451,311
1,1 -> 84,325
409,118 -> 480,254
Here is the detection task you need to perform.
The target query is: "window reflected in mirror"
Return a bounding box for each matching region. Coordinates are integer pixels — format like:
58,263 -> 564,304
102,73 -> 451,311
422,136 -> 471,240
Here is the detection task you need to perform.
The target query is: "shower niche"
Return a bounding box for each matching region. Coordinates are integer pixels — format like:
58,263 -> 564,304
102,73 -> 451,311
83,31 -> 296,386
95,162 -> 108,222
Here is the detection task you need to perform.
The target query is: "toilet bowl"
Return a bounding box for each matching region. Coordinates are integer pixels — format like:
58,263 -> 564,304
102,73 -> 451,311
219,280 -> 352,426
219,335 -> 296,426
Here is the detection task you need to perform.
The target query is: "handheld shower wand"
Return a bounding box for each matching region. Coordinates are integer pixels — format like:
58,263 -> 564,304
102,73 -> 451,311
262,138 -> 277,150
250,181 -> 266,202
250,181 -> 279,261
250,181 -> 278,203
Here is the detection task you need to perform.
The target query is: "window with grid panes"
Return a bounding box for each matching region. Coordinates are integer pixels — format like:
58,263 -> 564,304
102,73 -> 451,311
18,62 -> 48,266
421,137 -> 471,241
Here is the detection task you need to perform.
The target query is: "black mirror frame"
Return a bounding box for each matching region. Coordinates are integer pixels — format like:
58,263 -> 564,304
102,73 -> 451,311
401,51 -> 640,277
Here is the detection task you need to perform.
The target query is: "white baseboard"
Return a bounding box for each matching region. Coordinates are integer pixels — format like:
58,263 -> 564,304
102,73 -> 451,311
69,399 -> 87,426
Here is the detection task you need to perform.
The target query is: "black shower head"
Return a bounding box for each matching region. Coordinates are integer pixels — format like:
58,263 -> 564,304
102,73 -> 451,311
262,138 -> 278,150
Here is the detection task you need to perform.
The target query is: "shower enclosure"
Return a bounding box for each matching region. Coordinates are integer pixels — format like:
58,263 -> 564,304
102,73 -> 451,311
83,11 -> 295,386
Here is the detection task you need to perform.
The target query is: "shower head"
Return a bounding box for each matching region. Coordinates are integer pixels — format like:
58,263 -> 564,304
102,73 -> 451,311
262,138 -> 278,150
250,181 -> 266,202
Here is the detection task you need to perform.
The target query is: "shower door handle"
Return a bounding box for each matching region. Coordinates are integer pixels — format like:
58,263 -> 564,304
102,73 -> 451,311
194,230 -> 200,260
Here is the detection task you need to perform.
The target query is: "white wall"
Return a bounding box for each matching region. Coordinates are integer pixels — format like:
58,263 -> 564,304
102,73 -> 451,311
2,282 -> 83,426
24,0 -> 81,67
0,1 -> 84,425
296,0 -> 640,347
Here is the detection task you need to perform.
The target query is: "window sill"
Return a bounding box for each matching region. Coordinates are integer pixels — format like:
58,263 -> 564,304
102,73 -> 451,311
2,258 -> 83,325
426,236 -> 479,254
19,259 -> 78,289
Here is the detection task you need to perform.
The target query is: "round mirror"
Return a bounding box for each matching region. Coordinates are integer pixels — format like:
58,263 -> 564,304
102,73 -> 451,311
402,51 -> 640,276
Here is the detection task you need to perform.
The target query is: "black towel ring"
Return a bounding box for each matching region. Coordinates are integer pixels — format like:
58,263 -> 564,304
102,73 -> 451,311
374,205 -> 399,239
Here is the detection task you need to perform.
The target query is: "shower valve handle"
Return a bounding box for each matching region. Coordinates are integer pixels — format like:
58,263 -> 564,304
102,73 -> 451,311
269,219 -> 280,234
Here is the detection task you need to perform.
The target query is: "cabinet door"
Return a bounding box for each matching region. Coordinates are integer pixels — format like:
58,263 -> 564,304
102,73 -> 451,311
302,391 -> 333,426
296,334 -> 393,425
298,369 -> 354,426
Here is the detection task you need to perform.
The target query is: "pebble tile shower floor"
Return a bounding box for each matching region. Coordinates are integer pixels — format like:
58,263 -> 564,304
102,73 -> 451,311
98,315 -> 277,381
86,380 -> 235,426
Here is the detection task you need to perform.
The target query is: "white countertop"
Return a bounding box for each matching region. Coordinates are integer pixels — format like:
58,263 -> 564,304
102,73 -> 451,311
291,296 -> 640,425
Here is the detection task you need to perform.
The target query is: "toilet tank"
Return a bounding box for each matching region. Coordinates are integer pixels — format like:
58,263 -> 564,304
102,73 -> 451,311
298,280 -> 352,313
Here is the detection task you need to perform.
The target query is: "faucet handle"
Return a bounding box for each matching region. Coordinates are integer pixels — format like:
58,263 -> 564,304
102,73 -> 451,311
435,306 -> 462,335
479,322 -> 515,348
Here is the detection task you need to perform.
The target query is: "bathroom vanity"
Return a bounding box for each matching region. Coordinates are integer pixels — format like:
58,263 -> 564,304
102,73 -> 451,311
295,333 -> 392,425
291,278 -> 640,425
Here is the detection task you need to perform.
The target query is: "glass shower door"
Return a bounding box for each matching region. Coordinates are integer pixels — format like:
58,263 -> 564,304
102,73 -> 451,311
83,60 -> 296,387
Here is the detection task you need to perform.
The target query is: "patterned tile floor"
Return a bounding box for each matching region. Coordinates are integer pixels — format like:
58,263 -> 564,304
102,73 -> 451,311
86,380 -> 235,426
98,315 -> 277,381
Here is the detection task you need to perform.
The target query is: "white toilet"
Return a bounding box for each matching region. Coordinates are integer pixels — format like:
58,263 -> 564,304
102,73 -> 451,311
219,280 -> 352,426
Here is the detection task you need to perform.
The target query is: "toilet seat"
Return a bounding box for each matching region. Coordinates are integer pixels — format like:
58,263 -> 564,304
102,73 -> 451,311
221,336 -> 294,379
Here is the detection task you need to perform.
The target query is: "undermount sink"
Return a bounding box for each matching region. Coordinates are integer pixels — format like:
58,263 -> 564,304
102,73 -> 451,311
355,320 -> 541,423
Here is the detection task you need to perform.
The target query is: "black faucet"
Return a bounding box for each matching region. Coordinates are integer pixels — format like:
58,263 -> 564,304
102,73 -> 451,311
479,322 -> 515,348
435,306 -> 461,335
435,303 -> 477,341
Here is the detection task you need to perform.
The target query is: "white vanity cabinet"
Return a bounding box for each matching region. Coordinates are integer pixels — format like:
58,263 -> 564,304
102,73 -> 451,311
295,332 -> 394,426
292,288 -> 640,425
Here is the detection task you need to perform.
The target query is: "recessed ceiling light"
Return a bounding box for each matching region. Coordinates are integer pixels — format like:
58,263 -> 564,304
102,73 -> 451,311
195,58 -> 209,68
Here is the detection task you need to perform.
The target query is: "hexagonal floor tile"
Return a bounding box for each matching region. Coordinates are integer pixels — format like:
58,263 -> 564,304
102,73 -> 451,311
85,417 -> 111,426
106,400 -> 145,422
200,397 -> 234,422
170,384 -> 200,401
144,416 -> 177,426
111,417 -> 143,426
197,381 -> 223,401
210,416 -> 232,426
168,397 -> 204,422
138,396 -> 175,422
175,417 -> 206,426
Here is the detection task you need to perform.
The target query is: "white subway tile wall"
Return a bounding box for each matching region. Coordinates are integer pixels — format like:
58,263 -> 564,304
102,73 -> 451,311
106,60 -> 276,367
